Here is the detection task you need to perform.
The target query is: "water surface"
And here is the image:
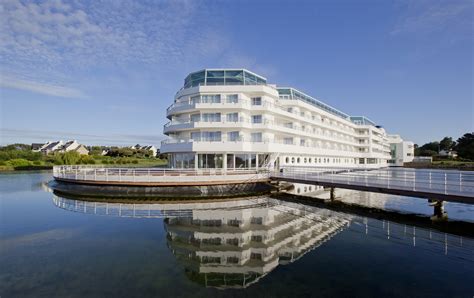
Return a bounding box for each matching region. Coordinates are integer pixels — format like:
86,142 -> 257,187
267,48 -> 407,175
1,172 -> 473,297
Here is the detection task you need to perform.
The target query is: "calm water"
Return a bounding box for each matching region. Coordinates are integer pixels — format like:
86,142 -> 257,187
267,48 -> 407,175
1,172 -> 473,297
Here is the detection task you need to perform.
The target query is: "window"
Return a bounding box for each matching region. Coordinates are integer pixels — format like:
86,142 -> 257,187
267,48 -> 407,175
226,113 -> 239,122
170,153 -> 195,168
191,132 -> 201,141
201,131 -> 221,141
250,253 -> 262,260
190,114 -> 200,122
201,113 -> 221,122
251,132 -> 262,142
227,219 -> 241,227
226,239 -> 239,247
226,94 -> 238,103
228,131 -> 240,141
201,94 -> 221,103
227,256 -> 239,263
251,97 -> 262,105
201,256 -> 221,264
284,137 -> 293,145
300,139 -> 306,146
227,154 -> 235,169
198,154 -> 223,168
252,115 -> 262,123
251,217 -> 263,224
191,95 -> 200,104
235,154 -> 249,168
250,154 -> 257,168
258,154 -> 269,167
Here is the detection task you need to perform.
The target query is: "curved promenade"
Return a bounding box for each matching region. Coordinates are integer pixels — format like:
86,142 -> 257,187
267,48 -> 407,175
53,165 -> 270,186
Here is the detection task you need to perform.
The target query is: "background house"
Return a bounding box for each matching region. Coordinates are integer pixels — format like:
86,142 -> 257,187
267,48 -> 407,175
130,144 -> 157,157
31,140 -> 89,155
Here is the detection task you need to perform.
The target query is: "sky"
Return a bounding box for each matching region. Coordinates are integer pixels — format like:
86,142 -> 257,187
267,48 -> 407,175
0,0 -> 472,147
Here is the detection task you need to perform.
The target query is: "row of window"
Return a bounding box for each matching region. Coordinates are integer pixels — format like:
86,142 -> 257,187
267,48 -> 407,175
189,94 -> 264,105
283,156 -> 356,165
169,153 -> 270,169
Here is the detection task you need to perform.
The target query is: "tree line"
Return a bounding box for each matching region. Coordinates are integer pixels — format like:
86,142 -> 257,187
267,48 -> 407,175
415,133 -> 474,160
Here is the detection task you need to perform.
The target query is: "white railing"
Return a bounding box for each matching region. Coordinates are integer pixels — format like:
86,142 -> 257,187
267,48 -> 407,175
53,165 -> 270,184
273,166 -> 474,198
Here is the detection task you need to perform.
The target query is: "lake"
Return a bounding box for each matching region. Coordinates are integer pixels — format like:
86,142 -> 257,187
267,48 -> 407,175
1,172 -> 473,297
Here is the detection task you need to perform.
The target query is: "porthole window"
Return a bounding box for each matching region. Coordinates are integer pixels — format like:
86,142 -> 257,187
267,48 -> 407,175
285,157 -> 289,164
291,157 -> 295,164
297,157 -> 301,163
304,158 -> 307,163
309,158 -> 312,163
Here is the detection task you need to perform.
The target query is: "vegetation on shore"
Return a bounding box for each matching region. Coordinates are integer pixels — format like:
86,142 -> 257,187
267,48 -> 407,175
415,133 -> 474,160
0,144 -> 167,171
409,133 -> 474,170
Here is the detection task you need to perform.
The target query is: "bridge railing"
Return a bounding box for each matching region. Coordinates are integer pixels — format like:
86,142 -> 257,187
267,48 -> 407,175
53,165 -> 270,183
273,166 -> 474,197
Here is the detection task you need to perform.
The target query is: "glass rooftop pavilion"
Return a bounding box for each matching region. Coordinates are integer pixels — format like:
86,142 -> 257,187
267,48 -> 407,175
183,69 -> 374,125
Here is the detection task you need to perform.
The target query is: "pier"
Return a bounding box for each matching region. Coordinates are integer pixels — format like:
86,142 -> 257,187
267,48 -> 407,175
271,167 -> 474,204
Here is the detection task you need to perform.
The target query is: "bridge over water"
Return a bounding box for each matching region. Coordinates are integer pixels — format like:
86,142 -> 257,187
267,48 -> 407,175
271,167 -> 474,205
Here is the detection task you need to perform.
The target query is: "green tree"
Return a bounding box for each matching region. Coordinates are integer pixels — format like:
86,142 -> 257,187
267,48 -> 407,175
439,137 -> 455,151
62,151 -> 81,165
455,133 -> 474,160
89,146 -> 103,156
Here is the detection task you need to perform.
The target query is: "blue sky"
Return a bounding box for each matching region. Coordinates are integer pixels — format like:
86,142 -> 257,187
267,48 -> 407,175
1,0 -> 472,147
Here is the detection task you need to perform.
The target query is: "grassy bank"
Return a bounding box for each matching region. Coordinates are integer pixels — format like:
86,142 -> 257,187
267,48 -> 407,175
0,158 -> 168,172
0,144 -> 168,172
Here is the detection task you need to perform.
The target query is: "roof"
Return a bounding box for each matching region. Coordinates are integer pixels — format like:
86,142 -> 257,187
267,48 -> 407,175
183,69 -> 267,88
42,141 -> 62,151
31,143 -> 44,149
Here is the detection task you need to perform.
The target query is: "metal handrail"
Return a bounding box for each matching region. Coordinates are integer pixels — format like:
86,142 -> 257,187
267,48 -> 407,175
273,166 -> 474,197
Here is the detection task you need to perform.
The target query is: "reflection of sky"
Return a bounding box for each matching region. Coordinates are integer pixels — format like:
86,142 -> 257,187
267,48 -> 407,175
1,172 -> 473,297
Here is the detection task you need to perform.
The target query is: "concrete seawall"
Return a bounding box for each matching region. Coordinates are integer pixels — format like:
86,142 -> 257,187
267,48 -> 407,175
49,180 -> 274,199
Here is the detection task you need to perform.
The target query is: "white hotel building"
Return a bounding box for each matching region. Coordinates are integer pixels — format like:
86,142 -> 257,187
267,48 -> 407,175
162,69 -> 407,170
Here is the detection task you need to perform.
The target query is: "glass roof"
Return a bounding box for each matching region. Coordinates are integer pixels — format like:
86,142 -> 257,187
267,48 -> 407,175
349,116 -> 377,126
184,69 -> 266,88
277,88 -> 350,120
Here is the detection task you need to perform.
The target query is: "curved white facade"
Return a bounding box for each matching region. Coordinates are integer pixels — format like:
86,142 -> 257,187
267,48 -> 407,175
162,69 -> 395,169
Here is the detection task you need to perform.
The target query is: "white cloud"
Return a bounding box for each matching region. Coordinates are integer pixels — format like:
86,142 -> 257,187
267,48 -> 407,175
0,75 -> 85,98
391,0 -> 473,35
0,0 -> 228,92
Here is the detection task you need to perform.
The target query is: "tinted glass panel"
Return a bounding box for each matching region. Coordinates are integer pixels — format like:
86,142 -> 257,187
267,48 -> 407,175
207,71 -> 224,78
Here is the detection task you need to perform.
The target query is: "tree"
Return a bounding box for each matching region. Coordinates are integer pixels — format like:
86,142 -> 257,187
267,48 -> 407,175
455,133 -> 474,160
417,142 -> 439,155
61,151 -> 81,165
439,137 -> 455,151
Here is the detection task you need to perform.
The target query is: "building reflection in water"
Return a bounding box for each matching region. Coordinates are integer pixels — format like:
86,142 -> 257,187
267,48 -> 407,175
164,199 -> 349,288
52,196 -> 350,288
51,195 -> 474,289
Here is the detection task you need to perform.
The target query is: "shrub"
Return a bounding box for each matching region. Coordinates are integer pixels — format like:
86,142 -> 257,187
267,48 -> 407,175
7,159 -> 31,167
62,151 -> 81,165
